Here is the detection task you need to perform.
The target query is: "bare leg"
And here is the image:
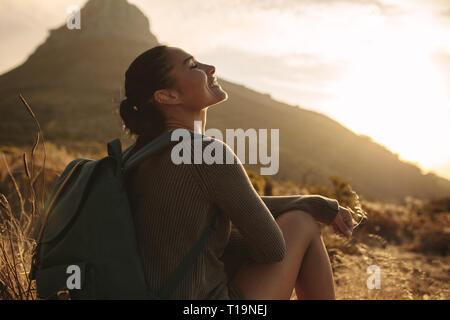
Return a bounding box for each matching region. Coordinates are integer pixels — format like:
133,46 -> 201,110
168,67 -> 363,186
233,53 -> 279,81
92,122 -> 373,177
230,210 -> 335,300
295,234 -> 335,300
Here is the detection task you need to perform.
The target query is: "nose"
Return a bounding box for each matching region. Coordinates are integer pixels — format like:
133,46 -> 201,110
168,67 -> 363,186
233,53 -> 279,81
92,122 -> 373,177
206,64 -> 215,75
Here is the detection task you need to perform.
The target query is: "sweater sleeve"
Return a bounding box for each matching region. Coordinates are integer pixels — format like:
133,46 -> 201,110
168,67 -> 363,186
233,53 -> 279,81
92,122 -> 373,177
189,137 -> 286,263
225,195 -> 340,257
260,195 -> 340,225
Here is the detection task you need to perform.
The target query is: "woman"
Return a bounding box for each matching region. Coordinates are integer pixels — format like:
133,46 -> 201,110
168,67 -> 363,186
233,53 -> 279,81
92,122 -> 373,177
119,45 -> 354,300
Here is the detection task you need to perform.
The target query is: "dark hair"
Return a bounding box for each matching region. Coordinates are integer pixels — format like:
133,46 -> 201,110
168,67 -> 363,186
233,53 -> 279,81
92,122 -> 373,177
119,45 -> 175,142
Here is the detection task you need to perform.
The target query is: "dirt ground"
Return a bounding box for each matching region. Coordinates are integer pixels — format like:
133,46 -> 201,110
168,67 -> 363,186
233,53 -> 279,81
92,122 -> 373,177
291,243 -> 449,300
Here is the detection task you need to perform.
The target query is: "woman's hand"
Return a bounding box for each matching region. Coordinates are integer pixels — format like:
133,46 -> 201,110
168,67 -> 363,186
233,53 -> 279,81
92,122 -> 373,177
330,206 -> 354,239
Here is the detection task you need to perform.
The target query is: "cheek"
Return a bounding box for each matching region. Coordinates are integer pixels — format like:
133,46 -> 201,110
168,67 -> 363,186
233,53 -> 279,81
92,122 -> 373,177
184,73 -> 209,98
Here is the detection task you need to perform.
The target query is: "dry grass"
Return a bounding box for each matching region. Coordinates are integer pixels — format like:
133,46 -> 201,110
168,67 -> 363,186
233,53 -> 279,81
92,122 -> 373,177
0,95 -> 45,299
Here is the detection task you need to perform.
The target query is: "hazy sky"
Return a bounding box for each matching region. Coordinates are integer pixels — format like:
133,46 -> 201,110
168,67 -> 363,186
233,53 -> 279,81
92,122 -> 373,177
1,0 -> 449,178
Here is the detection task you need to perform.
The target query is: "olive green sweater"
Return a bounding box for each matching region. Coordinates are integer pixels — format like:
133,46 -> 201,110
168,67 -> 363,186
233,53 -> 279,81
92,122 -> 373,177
125,131 -> 340,300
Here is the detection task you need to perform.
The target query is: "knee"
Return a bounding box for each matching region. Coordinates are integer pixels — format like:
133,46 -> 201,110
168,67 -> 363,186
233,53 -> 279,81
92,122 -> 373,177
276,210 -> 321,238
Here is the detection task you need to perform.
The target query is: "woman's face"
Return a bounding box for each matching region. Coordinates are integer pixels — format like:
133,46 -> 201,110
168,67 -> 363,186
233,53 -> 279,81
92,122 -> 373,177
162,47 -> 228,110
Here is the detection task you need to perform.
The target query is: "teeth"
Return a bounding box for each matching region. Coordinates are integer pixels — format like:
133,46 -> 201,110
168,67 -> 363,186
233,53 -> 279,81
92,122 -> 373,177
209,77 -> 219,87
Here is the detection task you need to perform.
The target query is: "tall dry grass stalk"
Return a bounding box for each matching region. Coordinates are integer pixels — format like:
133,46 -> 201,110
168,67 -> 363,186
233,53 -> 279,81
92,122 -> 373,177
0,94 -> 48,300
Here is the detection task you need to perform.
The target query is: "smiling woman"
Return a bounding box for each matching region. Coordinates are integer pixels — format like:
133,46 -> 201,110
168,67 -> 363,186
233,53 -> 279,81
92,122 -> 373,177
116,44 -> 353,300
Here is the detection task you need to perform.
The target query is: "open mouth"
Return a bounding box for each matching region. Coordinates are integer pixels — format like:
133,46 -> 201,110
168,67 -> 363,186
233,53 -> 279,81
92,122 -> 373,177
209,77 -> 220,88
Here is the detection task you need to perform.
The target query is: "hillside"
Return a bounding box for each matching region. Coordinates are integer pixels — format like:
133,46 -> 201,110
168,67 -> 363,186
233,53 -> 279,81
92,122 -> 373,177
0,0 -> 449,203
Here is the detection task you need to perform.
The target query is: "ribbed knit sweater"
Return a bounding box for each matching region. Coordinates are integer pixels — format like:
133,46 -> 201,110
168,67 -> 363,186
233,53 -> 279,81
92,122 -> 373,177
125,131 -> 340,300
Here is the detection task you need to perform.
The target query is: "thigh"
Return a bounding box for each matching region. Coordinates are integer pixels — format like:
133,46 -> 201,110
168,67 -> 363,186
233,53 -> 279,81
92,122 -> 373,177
230,210 -> 318,300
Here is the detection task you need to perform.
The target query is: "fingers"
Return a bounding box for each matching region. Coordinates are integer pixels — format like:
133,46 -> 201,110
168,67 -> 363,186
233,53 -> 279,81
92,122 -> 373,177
331,221 -> 349,239
343,210 -> 354,228
331,207 -> 354,239
340,208 -> 354,237
342,224 -> 352,238
342,221 -> 353,237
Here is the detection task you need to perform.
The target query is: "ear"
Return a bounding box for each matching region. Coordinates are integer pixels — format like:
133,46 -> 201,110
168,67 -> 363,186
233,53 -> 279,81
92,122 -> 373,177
153,89 -> 181,105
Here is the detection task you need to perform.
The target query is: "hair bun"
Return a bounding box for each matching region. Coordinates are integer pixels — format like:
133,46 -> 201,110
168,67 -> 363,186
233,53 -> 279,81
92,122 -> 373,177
120,98 -> 137,130
121,98 -> 138,111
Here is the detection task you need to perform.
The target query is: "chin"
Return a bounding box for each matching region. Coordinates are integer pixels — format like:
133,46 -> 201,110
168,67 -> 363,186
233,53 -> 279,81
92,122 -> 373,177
219,90 -> 228,102
213,89 -> 228,104
204,85 -> 228,107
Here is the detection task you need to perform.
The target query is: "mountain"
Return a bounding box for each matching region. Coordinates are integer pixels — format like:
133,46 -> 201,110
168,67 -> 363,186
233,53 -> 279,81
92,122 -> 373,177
432,163 -> 450,181
1,0 -> 449,204
0,0 -> 158,144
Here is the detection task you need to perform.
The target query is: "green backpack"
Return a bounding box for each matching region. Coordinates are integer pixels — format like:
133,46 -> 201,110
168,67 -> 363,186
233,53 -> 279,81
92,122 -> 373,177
30,129 -> 218,299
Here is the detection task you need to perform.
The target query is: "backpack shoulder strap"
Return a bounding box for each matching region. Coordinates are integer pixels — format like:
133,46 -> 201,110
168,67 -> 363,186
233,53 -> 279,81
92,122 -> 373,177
107,138 -> 123,176
122,128 -> 208,175
122,129 -> 176,175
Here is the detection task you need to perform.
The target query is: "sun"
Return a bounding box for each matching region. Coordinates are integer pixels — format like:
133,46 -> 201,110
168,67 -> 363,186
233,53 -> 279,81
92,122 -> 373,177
326,13 -> 450,172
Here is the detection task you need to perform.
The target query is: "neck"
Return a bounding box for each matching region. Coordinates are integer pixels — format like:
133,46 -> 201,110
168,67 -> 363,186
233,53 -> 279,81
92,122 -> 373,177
164,108 -> 208,134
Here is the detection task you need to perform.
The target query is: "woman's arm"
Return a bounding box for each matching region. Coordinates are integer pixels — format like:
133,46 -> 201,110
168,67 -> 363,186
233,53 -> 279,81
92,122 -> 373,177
222,196 -> 340,277
225,195 -> 339,252
189,137 -> 286,264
